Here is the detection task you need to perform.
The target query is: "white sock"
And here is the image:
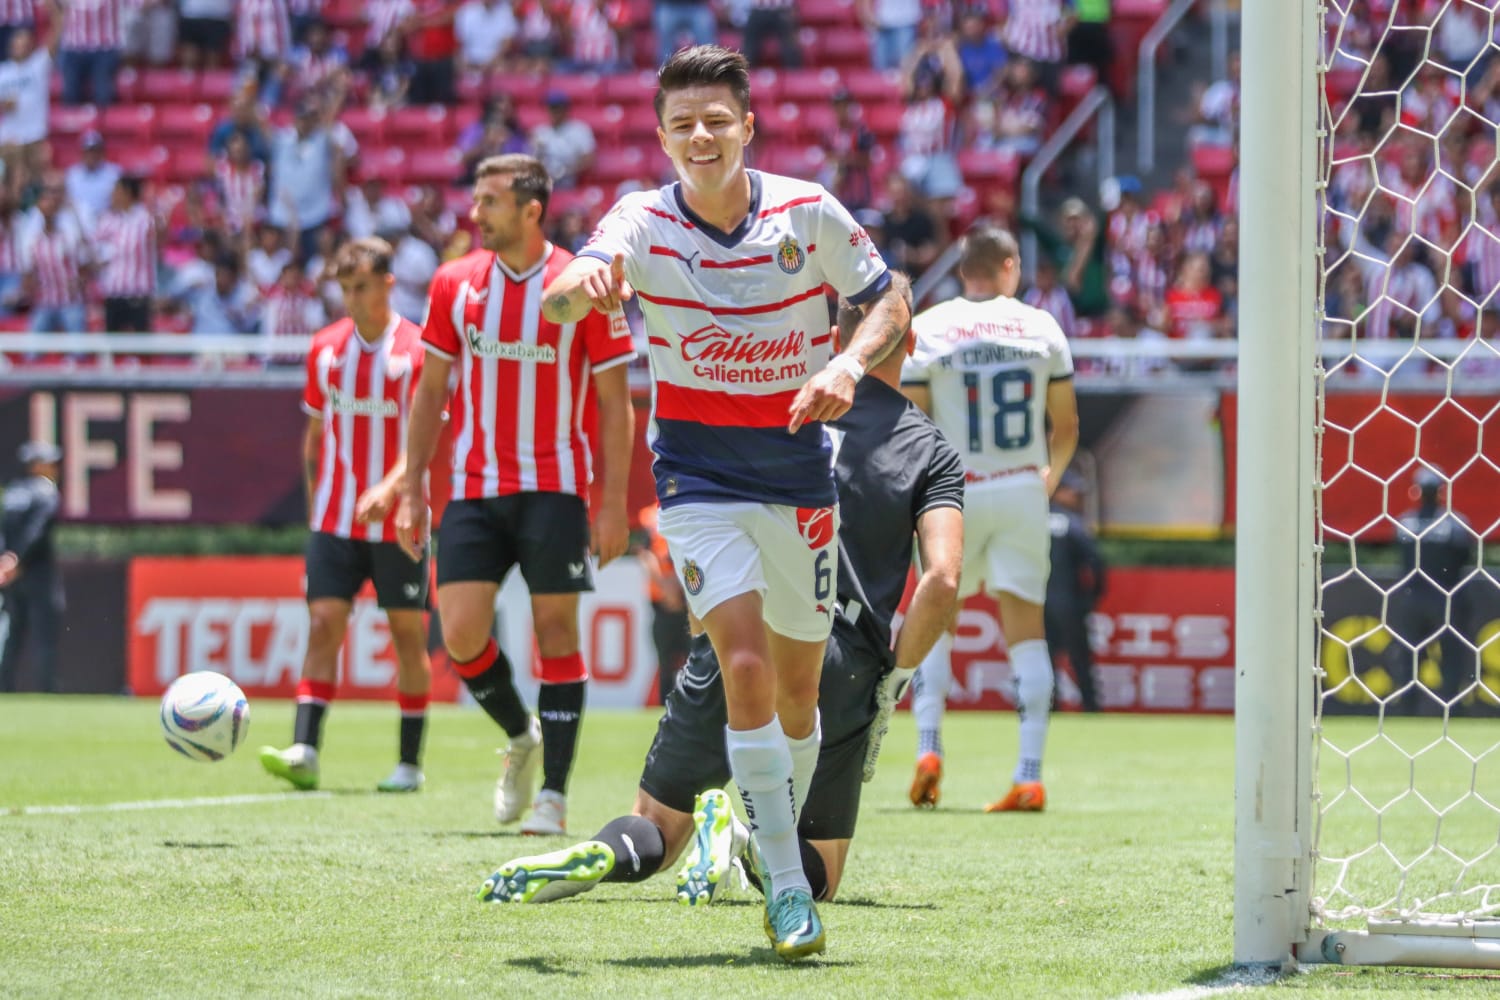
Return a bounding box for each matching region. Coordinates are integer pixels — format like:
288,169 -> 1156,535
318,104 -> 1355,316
912,632 -> 953,756
1010,639 -> 1053,784
726,717 -> 807,897
786,710 -> 821,824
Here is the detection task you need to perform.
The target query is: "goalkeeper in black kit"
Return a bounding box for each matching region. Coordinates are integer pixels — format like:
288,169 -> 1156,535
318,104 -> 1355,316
478,273 -> 965,909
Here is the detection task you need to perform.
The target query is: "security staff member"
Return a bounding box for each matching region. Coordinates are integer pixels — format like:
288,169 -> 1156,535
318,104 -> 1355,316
0,441 -> 63,693
1044,469 -> 1107,712
1390,467 -> 1475,711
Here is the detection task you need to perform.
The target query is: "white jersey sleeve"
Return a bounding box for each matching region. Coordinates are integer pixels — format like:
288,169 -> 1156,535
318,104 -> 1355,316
811,187 -> 889,303
579,191 -> 654,281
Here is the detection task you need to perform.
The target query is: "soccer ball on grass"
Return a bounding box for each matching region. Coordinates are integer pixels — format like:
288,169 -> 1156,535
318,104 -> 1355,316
160,671 -> 250,762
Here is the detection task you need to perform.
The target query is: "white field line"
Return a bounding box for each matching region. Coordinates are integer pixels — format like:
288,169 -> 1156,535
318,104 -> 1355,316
6,791 -> 332,816
1118,966 -> 1285,1000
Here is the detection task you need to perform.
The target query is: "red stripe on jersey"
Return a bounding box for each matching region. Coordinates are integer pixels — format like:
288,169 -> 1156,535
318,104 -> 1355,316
645,206 -> 694,228
758,195 -> 821,218
656,382 -> 801,428
650,245 -> 689,261
648,335 -> 671,348
702,255 -> 772,269
306,317 -> 423,542
428,246 -> 631,501
810,333 -> 830,347
636,285 -> 825,315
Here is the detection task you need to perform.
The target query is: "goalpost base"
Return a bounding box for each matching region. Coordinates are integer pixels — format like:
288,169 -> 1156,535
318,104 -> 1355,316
1301,921 -> 1500,970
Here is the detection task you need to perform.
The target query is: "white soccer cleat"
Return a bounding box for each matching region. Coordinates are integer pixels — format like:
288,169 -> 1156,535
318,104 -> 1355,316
494,716 -> 543,824
520,789 -> 567,836
376,762 -> 424,793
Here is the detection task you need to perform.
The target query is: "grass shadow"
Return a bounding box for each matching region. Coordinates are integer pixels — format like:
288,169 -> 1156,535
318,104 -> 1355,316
830,897 -> 937,911
161,841 -> 236,849
504,957 -> 585,978
429,830 -> 528,839
604,951 -> 852,970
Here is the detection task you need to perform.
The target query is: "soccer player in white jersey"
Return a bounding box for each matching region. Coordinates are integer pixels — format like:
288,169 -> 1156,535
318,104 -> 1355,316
900,226 -> 1079,813
539,45 -> 910,961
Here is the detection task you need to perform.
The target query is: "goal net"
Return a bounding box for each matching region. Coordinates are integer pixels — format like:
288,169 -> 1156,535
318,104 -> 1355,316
1237,0 -> 1500,971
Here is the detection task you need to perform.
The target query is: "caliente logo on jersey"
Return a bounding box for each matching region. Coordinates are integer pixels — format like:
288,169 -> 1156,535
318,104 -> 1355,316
795,506 -> 836,549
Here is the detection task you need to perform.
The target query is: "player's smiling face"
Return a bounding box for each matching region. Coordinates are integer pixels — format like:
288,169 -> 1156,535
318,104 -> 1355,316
658,84 -> 754,198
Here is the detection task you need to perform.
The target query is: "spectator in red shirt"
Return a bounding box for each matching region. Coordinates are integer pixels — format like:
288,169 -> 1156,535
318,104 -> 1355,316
1163,252 -> 1224,342
403,0 -> 455,104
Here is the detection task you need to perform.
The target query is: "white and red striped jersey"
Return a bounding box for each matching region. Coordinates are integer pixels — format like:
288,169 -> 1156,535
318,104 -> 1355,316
581,170 -> 890,509
1107,205 -> 1156,259
899,96 -> 951,157
264,281 -> 326,346
0,0 -> 35,27
422,244 -> 636,501
20,223 -> 88,308
364,0 -> 413,47
214,156 -> 266,234
568,0 -> 619,66
235,0 -> 291,60
59,0 -> 122,50
1002,0 -> 1065,64
904,293 -> 1074,477
302,314 -> 424,542
288,43 -> 346,97
1022,283 -> 1076,339
93,203 -> 156,297
1363,259 -> 1439,340
285,0 -> 323,15
1463,213 -> 1500,304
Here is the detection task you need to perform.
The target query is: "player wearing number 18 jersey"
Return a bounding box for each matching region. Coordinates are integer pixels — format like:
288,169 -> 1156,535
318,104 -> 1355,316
900,226 -> 1079,814
541,46 -> 910,961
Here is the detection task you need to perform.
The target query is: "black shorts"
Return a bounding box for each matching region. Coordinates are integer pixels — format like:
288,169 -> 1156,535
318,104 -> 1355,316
638,615 -> 885,842
104,296 -> 151,333
305,532 -> 430,610
436,494 -> 593,593
178,16 -> 231,53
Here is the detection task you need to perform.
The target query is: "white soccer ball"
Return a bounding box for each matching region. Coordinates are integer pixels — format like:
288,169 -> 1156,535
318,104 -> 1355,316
160,671 -> 251,763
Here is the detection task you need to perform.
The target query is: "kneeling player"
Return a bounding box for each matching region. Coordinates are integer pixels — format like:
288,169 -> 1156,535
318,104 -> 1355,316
478,277 -> 964,908
260,238 -> 432,793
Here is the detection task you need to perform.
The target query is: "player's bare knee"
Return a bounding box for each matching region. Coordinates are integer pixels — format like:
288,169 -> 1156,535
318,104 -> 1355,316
718,648 -> 770,688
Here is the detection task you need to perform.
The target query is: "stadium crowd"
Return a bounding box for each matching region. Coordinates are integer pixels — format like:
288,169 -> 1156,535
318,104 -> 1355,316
2,0 -> 1430,376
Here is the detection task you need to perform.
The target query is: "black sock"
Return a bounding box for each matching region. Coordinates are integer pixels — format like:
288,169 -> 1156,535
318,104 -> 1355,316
457,641 -> 531,738
293,702 -> 327,748
594,815 -> 667,882
538,680 -> 586,794
399,714 -> 425,766
744,836 -> 830,901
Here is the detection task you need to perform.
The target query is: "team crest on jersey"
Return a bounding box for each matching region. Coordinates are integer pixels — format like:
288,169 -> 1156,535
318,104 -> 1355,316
795,506 -> 835,549
386,356 -> 411,379
682,559 -> 704,595
776,235 -> 805,274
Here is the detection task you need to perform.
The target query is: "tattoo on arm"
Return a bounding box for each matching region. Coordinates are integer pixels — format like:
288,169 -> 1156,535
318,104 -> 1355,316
848,286 -> 910,370
542,291 -> 577,323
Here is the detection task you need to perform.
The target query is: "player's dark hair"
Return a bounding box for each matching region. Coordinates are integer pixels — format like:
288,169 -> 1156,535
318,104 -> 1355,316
476,153 -> 553,222
332,236 -> 394,278
117,175 -> 143,202
655,44 -> 752,122
958,226 -> 1021,281
836,271 -> 913,368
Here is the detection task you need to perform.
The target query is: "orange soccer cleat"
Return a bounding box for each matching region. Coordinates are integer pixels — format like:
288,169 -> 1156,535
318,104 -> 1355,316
985,782 -> 1046,813
909,752 -> 943,807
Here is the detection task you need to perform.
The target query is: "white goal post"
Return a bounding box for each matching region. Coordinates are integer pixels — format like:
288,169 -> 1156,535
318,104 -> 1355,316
1235,0 -> 1500,971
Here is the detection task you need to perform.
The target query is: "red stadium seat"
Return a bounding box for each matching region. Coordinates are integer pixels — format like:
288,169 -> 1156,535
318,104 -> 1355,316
572,103 -> 624,145
838,66 -> 903,103
401,147 -> 463,184
101,103 -> 157,144
800,0 -> 855,27
456,71 -> 487,104
543,73 -> 603,104
617,103 -> 661,142
197,69 -> 240,104
489,71 -> 546,101
138,68 -> 198,105
756,144 -> 828,178
957,149 -> 1021,185
775,66 -> 843,104
161,145 -> 209,183
809,25 -> 870,68
341,106 -> 388,146
858,102 -> 905,143
49,105 -> 99,140
156,104 -> 215,147
387,105 -> 452,146
587,146 -> 646,185
115,144 -> 168,178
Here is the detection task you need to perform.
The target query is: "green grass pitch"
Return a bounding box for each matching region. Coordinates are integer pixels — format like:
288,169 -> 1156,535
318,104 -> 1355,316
2,699 -> 1497,998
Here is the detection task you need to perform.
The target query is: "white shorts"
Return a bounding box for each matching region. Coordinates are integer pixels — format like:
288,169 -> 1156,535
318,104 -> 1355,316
656,500 -> 840,643
958,472 -> 1051,605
